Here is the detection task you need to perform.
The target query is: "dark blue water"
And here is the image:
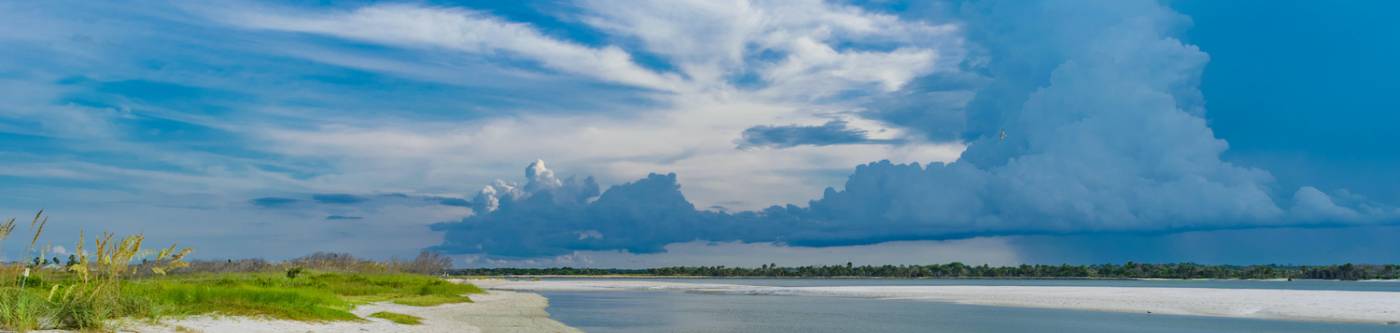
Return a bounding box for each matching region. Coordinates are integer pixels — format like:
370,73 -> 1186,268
538,279 -> 1400,333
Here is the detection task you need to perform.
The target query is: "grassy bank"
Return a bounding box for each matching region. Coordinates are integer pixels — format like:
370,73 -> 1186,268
0,211 -> 479,332
128,271 -> 483,320
369,311 -> 423,325
1,270 -> 483,330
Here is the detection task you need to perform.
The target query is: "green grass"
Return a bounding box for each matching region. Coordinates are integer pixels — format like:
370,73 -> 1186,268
0,211 -> 476,331
369,311 -> 423,325
126,271 -> 484,321
0,270 -> 484,331
390,294 -> 473,306
0,289 -> 49,332
127,282 -> 359,321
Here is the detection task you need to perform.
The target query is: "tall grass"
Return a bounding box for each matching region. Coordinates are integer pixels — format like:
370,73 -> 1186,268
0,289 -> 48,331
0,210 -> 192,331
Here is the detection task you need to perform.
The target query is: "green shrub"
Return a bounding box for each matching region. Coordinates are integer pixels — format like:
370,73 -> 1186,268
286,267 -> 305,279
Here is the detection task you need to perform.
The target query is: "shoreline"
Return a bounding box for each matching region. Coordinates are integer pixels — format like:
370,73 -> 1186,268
481,279 -> 1400,325
125,279 -> 581,333
461,275 -> 1400,282
78,277 -> 1400,331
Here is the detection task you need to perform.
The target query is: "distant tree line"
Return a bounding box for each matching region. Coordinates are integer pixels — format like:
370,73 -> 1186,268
11,250 -> 457,276
451,262 -> 1400,280
159,251 -> 454,276
453,267 -> 649,276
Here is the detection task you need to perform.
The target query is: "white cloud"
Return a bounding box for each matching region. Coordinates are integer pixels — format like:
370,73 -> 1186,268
220,4 -> 685,91
204,1 -> 970,210
254,92 -> 964,209
761,41 -> 936,95
1290,186 -> 1361,222
0,1 -> 970,260
576,0 -> 961,97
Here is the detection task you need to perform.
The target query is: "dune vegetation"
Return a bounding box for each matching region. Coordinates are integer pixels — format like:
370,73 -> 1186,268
368,311 -> 423,325
0,211 -> 480,332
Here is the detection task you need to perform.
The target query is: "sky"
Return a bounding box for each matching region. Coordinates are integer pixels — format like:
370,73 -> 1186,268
1,0 -> 1397,267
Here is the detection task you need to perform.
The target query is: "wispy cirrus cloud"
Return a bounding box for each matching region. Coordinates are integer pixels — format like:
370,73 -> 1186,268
574,0 -> 960,97
217,3 -> 686,92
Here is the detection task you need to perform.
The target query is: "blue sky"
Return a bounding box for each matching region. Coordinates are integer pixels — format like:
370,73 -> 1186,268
1,0 -> 1396,267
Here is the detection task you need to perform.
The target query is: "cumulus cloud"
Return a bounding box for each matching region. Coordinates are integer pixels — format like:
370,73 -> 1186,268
431,0 -> 1397,258
435,163 -> 694,257
469,160 -> 599,215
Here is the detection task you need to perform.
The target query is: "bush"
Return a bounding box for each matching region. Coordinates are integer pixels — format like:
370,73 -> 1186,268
286,267 -> 305,279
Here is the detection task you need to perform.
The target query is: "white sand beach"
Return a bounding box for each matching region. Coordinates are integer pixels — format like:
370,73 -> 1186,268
479,279 -> 1400,325
124,281 -> 580,333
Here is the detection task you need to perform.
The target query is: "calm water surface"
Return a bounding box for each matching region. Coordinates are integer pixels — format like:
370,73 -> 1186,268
538,279 -> 1400,333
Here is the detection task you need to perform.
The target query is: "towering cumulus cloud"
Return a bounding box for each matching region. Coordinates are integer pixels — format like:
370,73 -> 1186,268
431,0 -> 1396,258
435,161 -> 706,257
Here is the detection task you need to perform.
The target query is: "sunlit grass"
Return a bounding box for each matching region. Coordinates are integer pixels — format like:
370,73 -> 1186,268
126,271 -> 483,321
390,294 -> 473,306
0,210 -> 479,331
369,311 -> 423,325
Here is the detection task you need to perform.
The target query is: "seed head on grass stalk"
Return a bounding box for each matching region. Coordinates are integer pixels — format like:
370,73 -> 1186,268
28,211 -> 46,253
70,230 -> 90,283
0,217 -> 15,262
152,244 -> 194,275
0,217 -> 15,239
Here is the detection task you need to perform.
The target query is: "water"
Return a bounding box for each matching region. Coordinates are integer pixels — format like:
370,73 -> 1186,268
538,279 -> 1400,333
547,277 -> 1400,292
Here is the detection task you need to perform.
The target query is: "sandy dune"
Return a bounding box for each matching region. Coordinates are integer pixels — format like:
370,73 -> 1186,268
480,279 -> 1400,325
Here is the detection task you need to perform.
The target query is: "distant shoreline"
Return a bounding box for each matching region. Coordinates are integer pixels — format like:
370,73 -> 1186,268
458,274 -> 1400,282
452,262 -> 1400,281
